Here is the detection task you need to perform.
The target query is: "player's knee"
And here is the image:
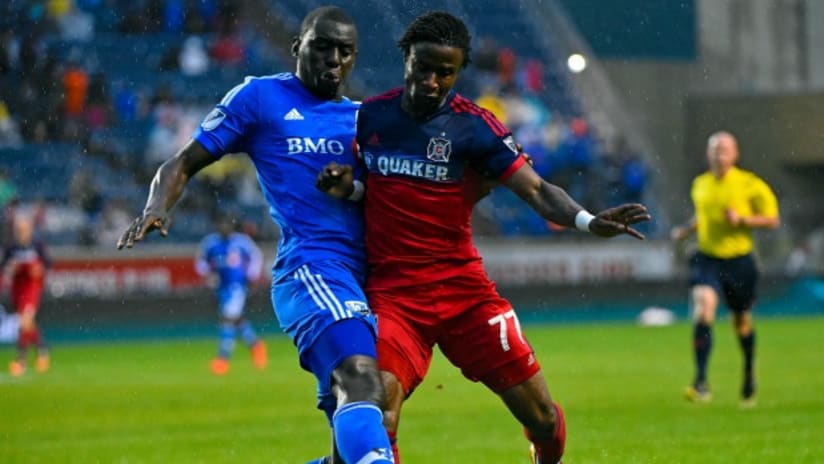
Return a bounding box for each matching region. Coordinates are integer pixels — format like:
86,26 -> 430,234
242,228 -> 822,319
691,286 -> 717,323
333,354 -> 385,406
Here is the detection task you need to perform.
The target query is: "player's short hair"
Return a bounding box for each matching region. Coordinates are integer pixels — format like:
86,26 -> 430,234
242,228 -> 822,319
398,11 -> 472,68
299,6 -> 355,38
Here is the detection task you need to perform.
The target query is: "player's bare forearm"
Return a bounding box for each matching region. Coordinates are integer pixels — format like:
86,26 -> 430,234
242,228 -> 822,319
117,140 -> 215,249
524,181 -> 583,227
504,164 -> 582,226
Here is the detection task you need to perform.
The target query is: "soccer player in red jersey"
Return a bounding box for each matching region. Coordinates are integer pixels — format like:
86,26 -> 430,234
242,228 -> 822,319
318,11 -> 651,463
2,215 -> 51,376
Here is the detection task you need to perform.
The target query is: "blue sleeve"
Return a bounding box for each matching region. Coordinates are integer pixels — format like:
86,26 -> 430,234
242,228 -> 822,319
193,77 -> 259,157
469,112 -> 523,180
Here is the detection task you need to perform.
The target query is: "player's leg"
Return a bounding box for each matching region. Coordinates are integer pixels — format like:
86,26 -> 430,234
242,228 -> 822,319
438,285 -> 559,463
278,262 -> 393,464
370,289 -> 437,464
685,253 -> 721,400
304,322 -> 393,464
10,300 -> 40,376
723,254 -> 759,405
499,373 -> 565,464
227,285 -> 267,370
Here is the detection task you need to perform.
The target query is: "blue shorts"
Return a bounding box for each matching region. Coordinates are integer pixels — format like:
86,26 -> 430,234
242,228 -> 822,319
217,283 -> 247,319
689,252 -> 759,312
271,261 -> 377,420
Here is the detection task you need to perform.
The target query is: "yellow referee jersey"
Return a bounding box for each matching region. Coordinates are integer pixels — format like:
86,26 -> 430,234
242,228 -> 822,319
691,166 -> 779,259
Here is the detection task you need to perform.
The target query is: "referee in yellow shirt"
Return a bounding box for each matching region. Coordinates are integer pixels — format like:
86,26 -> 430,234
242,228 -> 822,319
671,131 -> 780,406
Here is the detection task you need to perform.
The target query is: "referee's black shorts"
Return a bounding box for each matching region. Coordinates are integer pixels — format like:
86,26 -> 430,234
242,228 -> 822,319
688,252 -> 759,312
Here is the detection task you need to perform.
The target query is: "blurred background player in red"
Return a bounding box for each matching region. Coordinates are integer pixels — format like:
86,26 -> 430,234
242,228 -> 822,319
2,215 -> 51,377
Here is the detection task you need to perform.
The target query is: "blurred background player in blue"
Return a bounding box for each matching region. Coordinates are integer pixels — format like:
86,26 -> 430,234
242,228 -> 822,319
117,6 -> 393,464
195,212 -> 266,376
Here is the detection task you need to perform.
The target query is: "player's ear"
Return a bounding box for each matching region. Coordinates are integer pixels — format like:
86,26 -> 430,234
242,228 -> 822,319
291,36 -> 300,57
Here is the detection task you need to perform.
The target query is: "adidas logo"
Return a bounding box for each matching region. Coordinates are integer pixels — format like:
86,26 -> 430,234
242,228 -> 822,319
284,108 -> 304,120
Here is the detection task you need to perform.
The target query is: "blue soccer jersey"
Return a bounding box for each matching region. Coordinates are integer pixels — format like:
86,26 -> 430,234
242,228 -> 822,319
193,73 -> 366,282
195,232 -> 263,318
193,73 -> 375,370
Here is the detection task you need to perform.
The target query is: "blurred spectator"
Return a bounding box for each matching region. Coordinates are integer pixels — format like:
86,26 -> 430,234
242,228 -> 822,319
497,47 -> 517,90
555,118 -> 594,203
522,59 -> 544,94
475,86 -> 507,125
84,71 -> 112,130
0,168 -> 17,209
96,198 -> 133,246
56,1 -> 94,42
620,152 -> 647,204
179,36 -> 209,76
0,28 -> 19,75
0,100 -> 23,148
62,60 -> 88,118
68,168 -> 104,220
210,20 -> 245,67
163,0 -> 185,33
112,79 -> 139,122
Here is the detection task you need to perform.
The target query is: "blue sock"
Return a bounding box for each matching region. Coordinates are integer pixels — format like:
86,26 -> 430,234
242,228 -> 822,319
238,318 -> 259,346
218,322 -> 236,359
332,402 -> 393,464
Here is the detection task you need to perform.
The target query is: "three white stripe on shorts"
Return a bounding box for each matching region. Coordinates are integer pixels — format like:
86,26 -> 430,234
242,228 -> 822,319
295,265 -> 353,320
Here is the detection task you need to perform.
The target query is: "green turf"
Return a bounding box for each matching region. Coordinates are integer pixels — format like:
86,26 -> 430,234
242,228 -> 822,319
1,317 -> 823,463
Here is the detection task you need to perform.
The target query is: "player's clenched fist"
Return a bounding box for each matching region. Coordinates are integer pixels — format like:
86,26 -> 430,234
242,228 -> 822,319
316,162 -> 355,199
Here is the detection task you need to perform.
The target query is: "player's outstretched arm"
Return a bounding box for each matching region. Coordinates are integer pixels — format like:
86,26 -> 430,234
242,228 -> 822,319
316,162 -> 357,199
504,162 -> 651,240
117,140 -> 216,249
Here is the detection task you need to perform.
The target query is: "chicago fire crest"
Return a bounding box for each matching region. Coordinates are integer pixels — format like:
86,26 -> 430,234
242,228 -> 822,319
426,137 -> 452,162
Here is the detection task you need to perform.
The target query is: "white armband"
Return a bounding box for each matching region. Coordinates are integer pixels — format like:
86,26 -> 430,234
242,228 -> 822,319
574,210 -> 595,232
348,180 -> 365,202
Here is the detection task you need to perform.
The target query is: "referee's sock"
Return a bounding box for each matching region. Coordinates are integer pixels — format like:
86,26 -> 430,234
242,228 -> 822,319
693,322 -> 713,387
739,330 -> 756,396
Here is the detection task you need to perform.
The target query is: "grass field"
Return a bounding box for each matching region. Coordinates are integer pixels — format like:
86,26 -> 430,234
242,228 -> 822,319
2,316 -> 823,463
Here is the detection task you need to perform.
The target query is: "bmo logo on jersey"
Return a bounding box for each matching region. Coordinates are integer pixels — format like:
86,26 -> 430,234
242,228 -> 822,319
286,137 -> 346,156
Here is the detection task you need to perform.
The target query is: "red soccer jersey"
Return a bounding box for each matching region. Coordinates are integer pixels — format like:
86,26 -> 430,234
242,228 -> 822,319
357,89 -> 524,288
1,241 -> 50,309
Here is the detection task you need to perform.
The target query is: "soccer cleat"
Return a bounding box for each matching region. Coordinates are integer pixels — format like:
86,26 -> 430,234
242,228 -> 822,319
251,341 -> 268,370
35,354 -> 50,373
740,377 -> 757,408
684,383 -> 712,403
529,444 -> 562,464
210,358 -> 230,376
9,360 -> 25,377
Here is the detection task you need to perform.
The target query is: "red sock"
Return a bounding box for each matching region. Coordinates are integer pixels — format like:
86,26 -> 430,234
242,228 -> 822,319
524,402 -> 566,463
388,431 -> 401,464
18,328 -> 34,349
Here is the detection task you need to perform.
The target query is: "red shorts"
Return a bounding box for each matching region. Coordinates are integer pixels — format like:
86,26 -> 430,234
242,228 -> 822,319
369,266 -> 540,395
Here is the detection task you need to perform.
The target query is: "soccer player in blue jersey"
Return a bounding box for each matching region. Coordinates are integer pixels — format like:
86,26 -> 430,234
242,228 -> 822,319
318,11 -> 650,464
117,6 -> 393,464
195,213 -> 267,376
